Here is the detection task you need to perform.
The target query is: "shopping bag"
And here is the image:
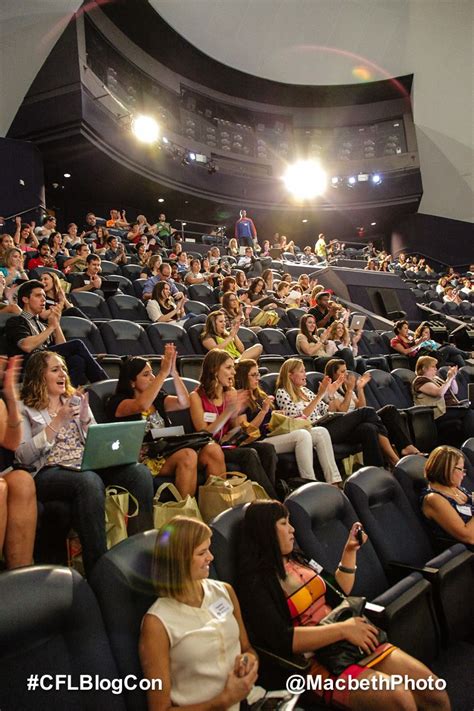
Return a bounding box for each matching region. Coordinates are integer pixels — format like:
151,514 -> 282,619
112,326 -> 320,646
105,485 -> 139,550
198,472 -> 256,522
153,482 -> 202,529
267,411 -> 312,437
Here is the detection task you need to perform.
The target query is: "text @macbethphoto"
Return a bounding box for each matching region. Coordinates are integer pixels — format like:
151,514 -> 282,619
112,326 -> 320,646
26,674 -> 162,695
285,673 -> 447,694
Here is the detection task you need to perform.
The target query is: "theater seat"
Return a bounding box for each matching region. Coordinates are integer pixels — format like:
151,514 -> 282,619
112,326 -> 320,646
257,328 -> 293,356
345,466 -> 474,642
60,316 -> 107,354
85,379 -> 118,423
0,566 -> 125,711
107,294 -> 150,324
70,291 -> 112,321
99,320 -> 155,356
89,532 -> 158,711
286,482 -> 440,663
187,283 -> 217,307
187,323 -> 207,354
147,322 -> 195,355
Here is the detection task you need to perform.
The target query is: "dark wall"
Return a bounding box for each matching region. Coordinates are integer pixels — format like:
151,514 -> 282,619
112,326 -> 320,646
0,138 -> 45,226
391,213 -> 474,269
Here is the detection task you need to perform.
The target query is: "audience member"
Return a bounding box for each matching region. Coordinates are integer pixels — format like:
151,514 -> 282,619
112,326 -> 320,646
201,311 -> 262,361
146,281 -> 187,324
0,356 -> 36,569
324,359 -> 421,461
106,347 -> 226,495
26,242 -> 58,271
189,349 -> 276,496
412,356 -> 474,442
0,248 -> 28,285
275,358 -> 392,468
235,359 -> 342,485
5,280 -> 107,385
142,262 -> 183,303
40,271 -> 86,319
238,501 -> 450,711
16,351 -> 153,575
70,254 -> 103,294
104,236 -> 127,265
139,516 -> 259,710
421,445 -> 473,548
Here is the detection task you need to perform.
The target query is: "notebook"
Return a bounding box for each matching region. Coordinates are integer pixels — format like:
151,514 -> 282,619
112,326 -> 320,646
63,421 -> 146,471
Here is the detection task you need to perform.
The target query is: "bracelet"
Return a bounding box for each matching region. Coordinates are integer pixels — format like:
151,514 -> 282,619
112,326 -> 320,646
337,563 -> 357,575
48,423 -> 59,434
6,420 -> 22,428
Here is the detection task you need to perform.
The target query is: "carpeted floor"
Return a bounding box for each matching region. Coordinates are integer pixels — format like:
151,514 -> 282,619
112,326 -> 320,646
431,640 -> 474,711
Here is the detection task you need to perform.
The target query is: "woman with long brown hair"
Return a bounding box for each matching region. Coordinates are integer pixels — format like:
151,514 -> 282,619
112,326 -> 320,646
189,349 -> 276,496
146,280 -> 187,324
235,359 -> 340,483
16,350 -> 153,575
106,344 -> 226,495
201,311 -> 262,361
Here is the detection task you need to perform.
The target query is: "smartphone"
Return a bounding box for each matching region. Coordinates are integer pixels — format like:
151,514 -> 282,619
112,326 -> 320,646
69,395 -> 81,407
355,525 -> 364,546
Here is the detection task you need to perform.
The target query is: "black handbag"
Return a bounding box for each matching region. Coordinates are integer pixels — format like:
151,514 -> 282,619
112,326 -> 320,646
315,595 -> 387,675
146,431 -> 213,459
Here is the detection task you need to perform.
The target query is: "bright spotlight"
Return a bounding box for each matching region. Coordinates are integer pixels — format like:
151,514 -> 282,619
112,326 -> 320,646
283,160 -> 327,200
348,176 -> 356,185
188,152 -> 196,161
162,136 -> 169,144
372,174 -> 382,184
331,176 -> 340,186
132,115 -> 159,144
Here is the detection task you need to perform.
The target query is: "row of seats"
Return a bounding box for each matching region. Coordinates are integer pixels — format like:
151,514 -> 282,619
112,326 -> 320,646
3,450 -> 473,711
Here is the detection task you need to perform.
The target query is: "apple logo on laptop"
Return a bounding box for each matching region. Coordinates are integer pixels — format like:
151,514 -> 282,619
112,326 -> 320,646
111,440 -> 120,451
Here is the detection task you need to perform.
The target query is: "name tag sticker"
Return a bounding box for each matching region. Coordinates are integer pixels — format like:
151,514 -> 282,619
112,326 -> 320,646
308,559 -> 323,574
208,597 -> 232,619
456,505 -> 472,517
203,412 -> 217,423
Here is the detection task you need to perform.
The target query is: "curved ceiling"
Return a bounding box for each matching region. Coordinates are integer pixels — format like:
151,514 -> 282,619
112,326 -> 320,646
151,0 -> 412,86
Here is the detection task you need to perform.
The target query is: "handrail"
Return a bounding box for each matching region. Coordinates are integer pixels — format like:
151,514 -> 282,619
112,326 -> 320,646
2,204 -> 46,221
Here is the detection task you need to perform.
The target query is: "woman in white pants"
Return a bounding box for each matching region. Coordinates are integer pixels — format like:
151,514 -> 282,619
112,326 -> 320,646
234,360 -> 342,485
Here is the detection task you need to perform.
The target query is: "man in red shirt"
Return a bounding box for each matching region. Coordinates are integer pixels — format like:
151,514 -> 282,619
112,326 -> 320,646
26,243 -> 58,271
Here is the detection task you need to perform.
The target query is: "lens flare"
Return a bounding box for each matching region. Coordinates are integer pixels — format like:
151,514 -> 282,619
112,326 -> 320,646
283,160 -> 327,200
132,115 -> 160,144
352,65 -> 372,81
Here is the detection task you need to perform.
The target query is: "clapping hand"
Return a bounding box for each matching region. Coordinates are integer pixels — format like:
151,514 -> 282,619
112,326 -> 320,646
317,375 -> 331,395
261,395 -> 274,413
161,343 -> 177,377
328,373 -> 345,395
0,355 -> 22,402
357,372 -> 371,389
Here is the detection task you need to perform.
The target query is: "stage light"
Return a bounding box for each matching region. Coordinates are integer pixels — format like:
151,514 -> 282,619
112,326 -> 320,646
331,176 -> 340,186
63,173 -> 71,178
283,160 -> 327,200
302,219 -> 308,223
371,221 -> 377,226
132,115 -> 159,144
348,176 -> 356,186
162,136 -> 169,144
372,174 -> 382,184
188,152 -> 196,161
158,198 -> 165,203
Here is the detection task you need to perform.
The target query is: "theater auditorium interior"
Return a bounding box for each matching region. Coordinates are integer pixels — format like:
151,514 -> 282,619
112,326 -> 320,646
0,0 -> 473,709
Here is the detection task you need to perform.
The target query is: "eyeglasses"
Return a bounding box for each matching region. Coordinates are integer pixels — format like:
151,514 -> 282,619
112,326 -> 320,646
454,466 -> 466,473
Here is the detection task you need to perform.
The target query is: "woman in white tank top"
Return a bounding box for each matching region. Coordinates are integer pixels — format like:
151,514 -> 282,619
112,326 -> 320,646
140,516 -> 259,710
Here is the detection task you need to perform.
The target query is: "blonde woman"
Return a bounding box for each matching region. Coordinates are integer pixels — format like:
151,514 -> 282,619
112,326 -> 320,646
140,516 -> 259,710
412,355 -> 474,441
201,311 -> 262,361
275,358 -> 388,468
326,320 -> 362,358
